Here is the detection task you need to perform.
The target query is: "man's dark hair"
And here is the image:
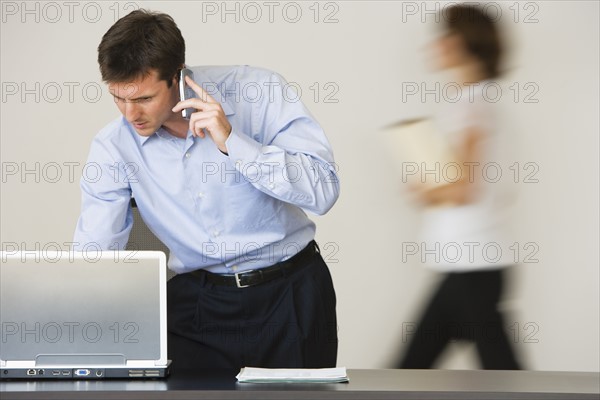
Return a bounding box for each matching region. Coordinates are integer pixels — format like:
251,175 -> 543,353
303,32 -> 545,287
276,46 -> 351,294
98,9 -> 185,87
443,5 -> 503,79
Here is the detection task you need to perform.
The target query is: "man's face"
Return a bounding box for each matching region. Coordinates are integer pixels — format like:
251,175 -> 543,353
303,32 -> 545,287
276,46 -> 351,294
108,69 -> 179,136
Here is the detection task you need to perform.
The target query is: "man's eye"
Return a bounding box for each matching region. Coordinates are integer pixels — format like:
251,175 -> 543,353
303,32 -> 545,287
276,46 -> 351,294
114,97 -> 152,104
126,97 -> 152,104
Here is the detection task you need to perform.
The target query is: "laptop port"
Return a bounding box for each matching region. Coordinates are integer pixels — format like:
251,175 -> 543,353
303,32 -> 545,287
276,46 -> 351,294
74,369 -> 90,377
38,369 -> 44,375
62,370 -> 70,376
52,370 -> 60,376
95,370 -> 103,377
27,369 -> 37,376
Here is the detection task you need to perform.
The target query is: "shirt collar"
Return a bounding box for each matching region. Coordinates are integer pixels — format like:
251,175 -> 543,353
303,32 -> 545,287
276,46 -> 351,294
137,133 -> 153,146
135,127 -> 184,146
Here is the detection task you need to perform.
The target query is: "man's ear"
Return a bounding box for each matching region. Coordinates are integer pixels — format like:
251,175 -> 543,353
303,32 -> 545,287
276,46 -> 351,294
170,73 -> 179,89
173,65 -> 185,87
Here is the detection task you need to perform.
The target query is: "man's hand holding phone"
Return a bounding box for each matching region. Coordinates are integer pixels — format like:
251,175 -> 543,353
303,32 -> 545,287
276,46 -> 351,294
173,73 -> 232,154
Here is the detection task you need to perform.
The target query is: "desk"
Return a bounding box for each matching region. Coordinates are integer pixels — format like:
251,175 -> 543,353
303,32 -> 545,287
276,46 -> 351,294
1,369 -> 599,399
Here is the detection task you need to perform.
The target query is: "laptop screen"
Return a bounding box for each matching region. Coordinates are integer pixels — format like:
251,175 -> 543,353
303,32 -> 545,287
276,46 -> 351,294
1,251 -> 166,367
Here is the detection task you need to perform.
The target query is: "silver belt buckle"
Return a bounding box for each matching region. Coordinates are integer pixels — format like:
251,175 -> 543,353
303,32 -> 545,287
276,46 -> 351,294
235,270 -> 253,288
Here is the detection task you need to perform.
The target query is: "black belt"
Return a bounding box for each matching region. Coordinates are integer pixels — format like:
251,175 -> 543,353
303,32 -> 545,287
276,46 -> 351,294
190,241 -> 319,288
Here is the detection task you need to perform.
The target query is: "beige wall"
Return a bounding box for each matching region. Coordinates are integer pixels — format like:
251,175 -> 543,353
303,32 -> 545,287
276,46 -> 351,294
1,1 -> 598,371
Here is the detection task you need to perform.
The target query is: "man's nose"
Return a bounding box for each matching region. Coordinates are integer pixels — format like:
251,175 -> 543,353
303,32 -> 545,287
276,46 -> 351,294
124,102 -> 141,121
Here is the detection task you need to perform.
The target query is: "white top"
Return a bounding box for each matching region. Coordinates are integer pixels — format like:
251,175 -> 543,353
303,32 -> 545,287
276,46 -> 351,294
420,80 -> 514,272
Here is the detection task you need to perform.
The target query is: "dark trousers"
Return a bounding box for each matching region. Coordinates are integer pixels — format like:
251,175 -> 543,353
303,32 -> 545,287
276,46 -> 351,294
167,246 -> 338,369
397,268 -> 521,370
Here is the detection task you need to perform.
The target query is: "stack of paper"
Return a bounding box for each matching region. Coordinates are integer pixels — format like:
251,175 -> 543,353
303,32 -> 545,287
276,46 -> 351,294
236,367 -> 349,383
381,117 -> 456,188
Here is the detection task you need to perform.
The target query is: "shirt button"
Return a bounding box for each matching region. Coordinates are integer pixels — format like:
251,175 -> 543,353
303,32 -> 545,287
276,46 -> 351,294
213,230 -> 220,237
197,192 -> 205,198
235,159 -> 242,167
185,152 -> 191,158
268,183 -> 275,190
232,265 -> 238,272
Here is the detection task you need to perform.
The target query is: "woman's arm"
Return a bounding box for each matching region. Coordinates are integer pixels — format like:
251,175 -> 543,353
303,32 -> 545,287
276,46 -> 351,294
414,126 -> 484,207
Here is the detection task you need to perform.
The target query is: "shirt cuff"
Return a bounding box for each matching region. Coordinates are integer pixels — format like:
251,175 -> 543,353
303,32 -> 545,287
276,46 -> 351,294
225,128 -> 262,169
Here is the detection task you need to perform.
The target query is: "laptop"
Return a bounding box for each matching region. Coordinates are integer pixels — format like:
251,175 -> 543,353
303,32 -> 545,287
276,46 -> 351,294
0,250 -> 170,379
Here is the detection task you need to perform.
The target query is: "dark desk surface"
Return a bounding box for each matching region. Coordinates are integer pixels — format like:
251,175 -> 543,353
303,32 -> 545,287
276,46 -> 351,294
1,369 -> 599,400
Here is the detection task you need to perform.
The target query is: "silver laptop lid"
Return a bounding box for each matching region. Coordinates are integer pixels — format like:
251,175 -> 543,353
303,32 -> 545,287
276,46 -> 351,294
0,251 -> 167,369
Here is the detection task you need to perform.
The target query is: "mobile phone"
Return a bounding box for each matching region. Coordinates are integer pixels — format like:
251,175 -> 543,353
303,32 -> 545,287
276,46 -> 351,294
179,68 -> 196,119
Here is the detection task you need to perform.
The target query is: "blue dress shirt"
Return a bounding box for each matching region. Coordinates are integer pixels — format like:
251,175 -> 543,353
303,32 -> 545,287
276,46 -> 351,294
73,65 -> 340,274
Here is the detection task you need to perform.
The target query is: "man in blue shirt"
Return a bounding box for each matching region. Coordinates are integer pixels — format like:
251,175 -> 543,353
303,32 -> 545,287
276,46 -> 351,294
74,9 -> 340,369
